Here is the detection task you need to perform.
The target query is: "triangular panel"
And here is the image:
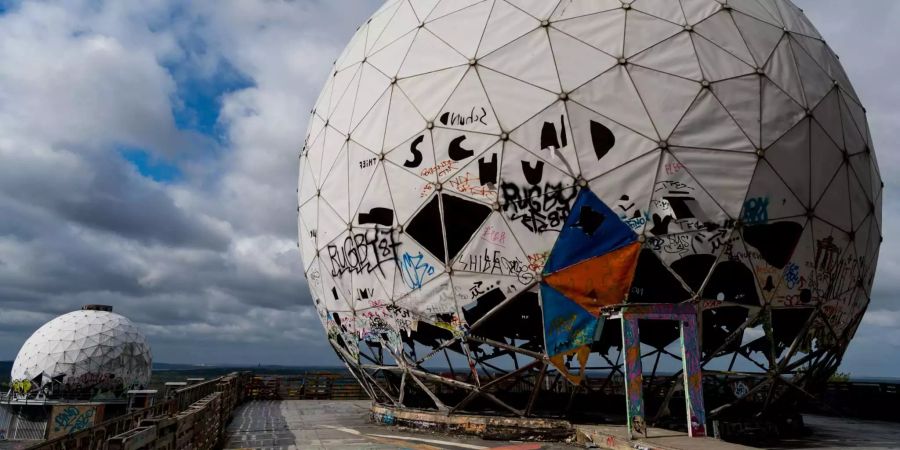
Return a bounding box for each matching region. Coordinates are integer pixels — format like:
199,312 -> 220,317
477,0 -> 541,58
552,9 -> 625,57
544,242 -> 641,314
628,65 -> 701,139
670,147 -> 757,220
669,89 -> 755,152
438,68 -> 502,134
541,284 -> 598,356
549,28 -> 619,92
567,101 -> 660,180
588,150 -> 662,235
629,32 -> 703,81
398,29 -> 468,78
425,1 -> 493,59
544,188 -> 638,273
509,101 -> 579,176
624,10 -> 684,57
570,65 -> 658,139
398,66 -> 468,123
480,67 -> 559,132
480,28 -> 562,92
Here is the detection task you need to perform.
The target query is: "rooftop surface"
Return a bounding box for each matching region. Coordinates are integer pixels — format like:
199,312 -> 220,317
222,400 -> 900,450
223,400 -> 572,450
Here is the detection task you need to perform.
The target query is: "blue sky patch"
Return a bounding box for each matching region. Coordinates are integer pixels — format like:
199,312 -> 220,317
121,147 -> 182,183
168,59 -> 253,137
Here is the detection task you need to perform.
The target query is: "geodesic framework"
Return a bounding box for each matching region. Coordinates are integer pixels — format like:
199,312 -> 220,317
10,306 -> 152,399
298,0 -> 882,421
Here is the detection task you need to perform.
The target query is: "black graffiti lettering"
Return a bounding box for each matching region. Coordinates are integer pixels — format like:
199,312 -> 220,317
448,135 -> 475,161
541,122 -> 560,150
358,207 -> 394,226
521,160 -> 545,185
692,225 -> 732,254
663,196 -> 700,220
648,181 -> 711,235
478,153 -> 498,186
540,114 -> 568,151
574,205 -> 605,235
560,116 -> 568,148
359,157 -> 377,169
404,135 -> 425,168
590,120 -> 615,160
650,214 -> 674,236
500,183 -> 575,234
646,234 -> 691,255
439,107 -> 488,127
458,249 -> 536,285
617,195 -> 637,217
327,228 -> 399,278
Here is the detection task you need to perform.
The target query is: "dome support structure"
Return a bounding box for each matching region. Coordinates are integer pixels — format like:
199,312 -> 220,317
299,0 -> 882,433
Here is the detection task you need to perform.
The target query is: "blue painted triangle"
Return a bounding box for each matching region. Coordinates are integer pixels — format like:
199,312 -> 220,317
542,284 -> 598,357
544,188 -> 638,274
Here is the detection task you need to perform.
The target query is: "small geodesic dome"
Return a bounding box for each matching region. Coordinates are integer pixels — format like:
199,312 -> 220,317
299,0 -> 882,419
10,305 -> 151,398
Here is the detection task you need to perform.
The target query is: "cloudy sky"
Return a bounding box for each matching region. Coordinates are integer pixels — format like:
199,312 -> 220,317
0,1 -> 896,374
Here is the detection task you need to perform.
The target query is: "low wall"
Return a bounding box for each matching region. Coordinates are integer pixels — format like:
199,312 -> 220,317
28,372 -> 250,450
246,372 -> 368,400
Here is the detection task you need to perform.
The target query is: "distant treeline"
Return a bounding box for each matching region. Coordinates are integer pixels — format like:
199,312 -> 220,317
0,360 -> 349,390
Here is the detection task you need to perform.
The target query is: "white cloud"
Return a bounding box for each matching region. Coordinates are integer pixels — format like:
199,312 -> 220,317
0,0 -> 896,374
0,0 -> 373,365
862,309 -> 900,329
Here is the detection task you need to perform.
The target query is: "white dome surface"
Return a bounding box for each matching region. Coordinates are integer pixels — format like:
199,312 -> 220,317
298,0 -> 881,415
11,308 -> 152,391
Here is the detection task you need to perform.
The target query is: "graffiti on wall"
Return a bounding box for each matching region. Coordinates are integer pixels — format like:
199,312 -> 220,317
48,405 -> 103,440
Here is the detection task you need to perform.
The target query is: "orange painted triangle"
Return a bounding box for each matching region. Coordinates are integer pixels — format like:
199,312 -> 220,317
548,345 -> 591,385
544,242 -> 641,316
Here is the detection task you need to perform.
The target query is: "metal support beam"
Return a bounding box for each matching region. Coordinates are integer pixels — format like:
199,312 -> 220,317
616,304 -> 707,440
680,315 -> 707,437
622,317 -> 646,439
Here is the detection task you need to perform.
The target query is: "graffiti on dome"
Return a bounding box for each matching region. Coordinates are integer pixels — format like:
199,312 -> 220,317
62,372 -> 121,391
399,252 -> 436,290
501,183 -> 575,234
326,229 -> 399,279
439,107 -> 489,128
456,248 -> 535,285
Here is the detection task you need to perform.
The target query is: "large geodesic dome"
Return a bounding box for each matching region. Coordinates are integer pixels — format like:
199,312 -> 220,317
10,306 -> 152,398
298,0 -> 882,420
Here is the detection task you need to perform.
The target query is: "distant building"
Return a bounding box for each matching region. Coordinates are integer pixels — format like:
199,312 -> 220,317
1,305 -> 152,442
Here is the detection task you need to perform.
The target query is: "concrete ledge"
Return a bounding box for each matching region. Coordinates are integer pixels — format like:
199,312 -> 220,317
576,424 -> 752,450
371,405 -> 575,441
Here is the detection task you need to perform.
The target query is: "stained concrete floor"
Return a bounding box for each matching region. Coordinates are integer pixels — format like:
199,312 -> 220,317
0,441 -> 36,450
222,400 -> 575,450
766,415 -> 900,449
222,400 -> 900,450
